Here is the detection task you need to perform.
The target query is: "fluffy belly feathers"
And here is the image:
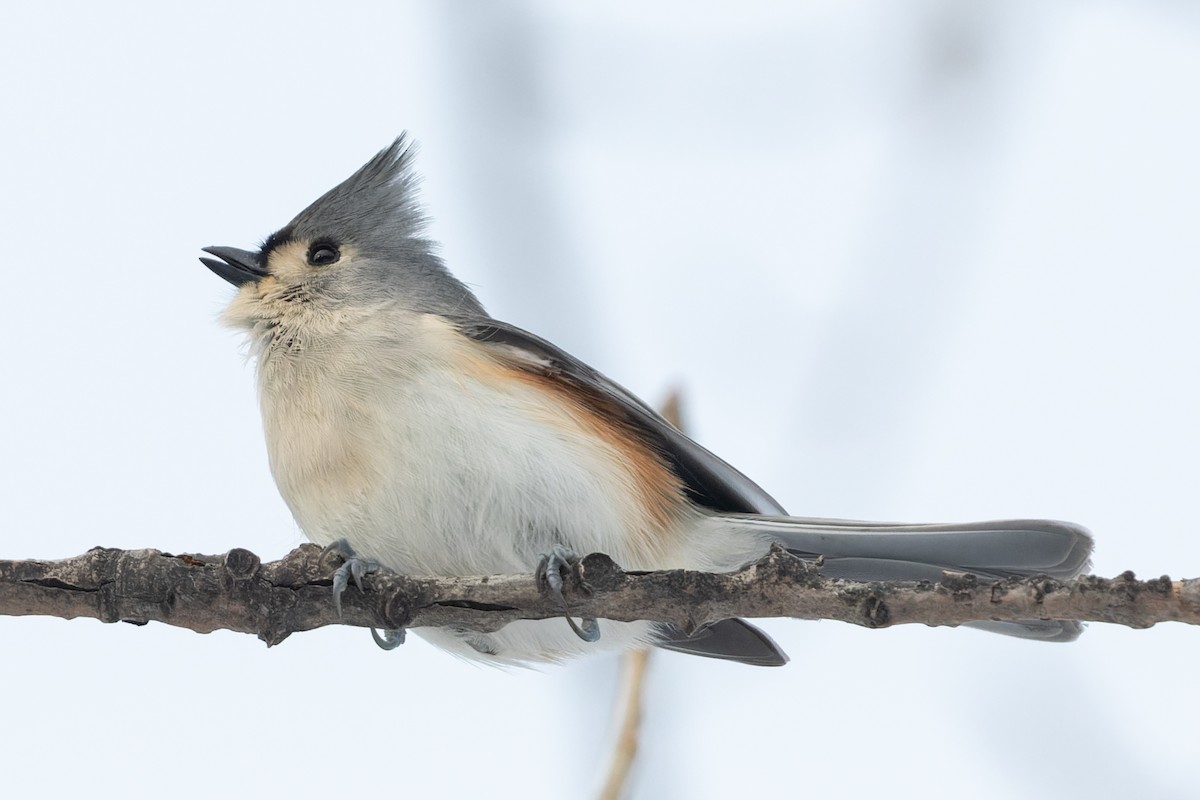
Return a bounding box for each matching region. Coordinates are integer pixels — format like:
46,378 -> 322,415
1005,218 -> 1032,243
257,315 -> 690,578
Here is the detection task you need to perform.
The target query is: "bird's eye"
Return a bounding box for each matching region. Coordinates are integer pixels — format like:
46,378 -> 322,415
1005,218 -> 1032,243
307,241 -> 341,267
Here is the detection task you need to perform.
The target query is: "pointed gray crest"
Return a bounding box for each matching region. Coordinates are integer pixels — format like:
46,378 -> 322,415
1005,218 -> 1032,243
258,135 -> 486,318
284,134 -> 427,246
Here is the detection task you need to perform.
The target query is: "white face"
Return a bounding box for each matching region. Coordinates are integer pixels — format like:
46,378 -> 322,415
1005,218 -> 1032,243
220,238 -> 360,333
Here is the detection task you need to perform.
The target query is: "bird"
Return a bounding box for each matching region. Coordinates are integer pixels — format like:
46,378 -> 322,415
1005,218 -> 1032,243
201,136 -> 1093,667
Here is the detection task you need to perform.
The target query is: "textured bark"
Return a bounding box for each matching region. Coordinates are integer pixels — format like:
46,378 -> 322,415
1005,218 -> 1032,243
1,544 -> 1196,644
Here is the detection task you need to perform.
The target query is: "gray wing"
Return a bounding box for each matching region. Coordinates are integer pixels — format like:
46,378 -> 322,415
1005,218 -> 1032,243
455,318 -> 1092,653
455,317 -> 786,515
455,317 -> 791,666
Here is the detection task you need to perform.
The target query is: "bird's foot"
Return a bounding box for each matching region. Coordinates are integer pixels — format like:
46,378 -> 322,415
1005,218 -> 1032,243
319,539 -> 407,651
536,546 -> 601,643
319,539 -> 376,617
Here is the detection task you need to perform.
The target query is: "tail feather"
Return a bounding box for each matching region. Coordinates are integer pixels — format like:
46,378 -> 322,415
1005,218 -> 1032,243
729,516 -> 1093,581
656,619 -> 789,666
969,619 -> 1084,642
726,516 -> 1094,643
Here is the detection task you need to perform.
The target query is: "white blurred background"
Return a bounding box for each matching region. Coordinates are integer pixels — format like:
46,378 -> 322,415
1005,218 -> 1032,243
2,2 -> 1197,797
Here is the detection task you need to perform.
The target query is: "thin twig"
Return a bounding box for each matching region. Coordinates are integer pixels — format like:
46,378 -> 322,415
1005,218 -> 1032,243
595,390 -> 685,800
597,649 -> 652,800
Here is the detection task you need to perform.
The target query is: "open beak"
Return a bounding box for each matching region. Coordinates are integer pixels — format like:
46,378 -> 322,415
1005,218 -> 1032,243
200,246 -> 268,287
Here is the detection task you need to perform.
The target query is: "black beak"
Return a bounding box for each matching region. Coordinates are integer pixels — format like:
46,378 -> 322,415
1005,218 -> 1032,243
200,246 -> 268,287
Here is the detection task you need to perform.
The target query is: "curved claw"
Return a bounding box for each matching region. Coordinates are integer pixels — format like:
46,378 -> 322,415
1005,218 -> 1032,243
331,556 -> 375,618
536,546 -> 602,643
565,615 -> 601,643
319,539 -> 356,572
371,628 -> 406,650
321,539 -> 379,619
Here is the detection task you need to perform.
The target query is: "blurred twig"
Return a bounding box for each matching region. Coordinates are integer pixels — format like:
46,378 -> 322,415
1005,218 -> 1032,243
595,391 -> 683,800
597,648 -> 651,800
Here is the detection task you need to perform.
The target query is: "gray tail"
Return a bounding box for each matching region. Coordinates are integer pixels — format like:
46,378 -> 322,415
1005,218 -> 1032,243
731,515 -> 1094,642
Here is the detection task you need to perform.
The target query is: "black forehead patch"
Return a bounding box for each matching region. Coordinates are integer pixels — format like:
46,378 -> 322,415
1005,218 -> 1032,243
259,225 -> 296,259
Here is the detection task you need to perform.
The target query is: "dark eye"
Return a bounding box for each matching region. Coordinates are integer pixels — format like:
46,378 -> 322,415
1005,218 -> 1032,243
307,241 -> 340,267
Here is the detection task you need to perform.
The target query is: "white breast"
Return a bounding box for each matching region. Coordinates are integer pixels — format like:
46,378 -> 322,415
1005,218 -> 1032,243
257,311 -> 688,576
245,306 -> 768,663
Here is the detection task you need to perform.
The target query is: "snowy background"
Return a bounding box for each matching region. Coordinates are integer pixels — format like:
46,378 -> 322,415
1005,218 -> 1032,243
2,2 -> 1198,798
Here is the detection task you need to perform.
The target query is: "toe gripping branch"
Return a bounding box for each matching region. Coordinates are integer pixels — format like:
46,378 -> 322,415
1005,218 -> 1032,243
320,540 -> 407,651
536,546 -> 601,643
320,541 -> 600,647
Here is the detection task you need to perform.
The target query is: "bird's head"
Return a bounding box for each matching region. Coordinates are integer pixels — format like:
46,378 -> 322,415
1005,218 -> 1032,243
202,135 -> 484,333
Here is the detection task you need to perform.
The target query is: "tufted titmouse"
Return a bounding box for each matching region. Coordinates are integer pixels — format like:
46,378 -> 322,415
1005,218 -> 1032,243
202,136 -> 1092,666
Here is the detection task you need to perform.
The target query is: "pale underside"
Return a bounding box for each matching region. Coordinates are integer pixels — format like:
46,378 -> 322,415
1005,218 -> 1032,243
227,291 -> 769,664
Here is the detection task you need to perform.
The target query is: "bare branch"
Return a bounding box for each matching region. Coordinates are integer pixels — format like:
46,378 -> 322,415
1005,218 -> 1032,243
1,545 -> 1196,645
